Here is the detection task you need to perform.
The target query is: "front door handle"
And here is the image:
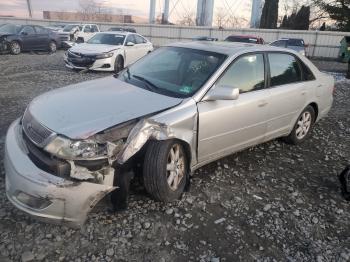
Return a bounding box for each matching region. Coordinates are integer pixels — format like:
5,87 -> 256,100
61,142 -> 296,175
258,101 -> 268,107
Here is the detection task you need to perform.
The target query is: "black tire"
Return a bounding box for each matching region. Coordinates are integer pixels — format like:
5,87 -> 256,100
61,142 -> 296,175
143,140 -> 188,202
114,55 -> 124,74
10,41 -> 21,55
48,41 -> 57,53
283,105 -> 315,145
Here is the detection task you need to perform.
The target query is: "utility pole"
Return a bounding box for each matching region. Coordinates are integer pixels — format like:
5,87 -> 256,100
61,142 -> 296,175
196,0 -> 214,27
149,0 -> 156,24
250,0 -> 263,28
26,0 -> 33,18
162,0 -> 170,24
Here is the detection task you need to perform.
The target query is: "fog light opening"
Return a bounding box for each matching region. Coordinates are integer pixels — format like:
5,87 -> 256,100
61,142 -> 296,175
15,191 -> 52,210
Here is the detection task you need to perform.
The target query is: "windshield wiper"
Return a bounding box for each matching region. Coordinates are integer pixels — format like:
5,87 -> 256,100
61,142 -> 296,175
132,74 -> 160,92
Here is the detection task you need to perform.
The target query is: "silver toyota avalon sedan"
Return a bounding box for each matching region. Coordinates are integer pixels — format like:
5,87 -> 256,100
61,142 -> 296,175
4,41 -> 334,227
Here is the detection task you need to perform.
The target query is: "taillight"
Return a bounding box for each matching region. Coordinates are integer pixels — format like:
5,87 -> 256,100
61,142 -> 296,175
332,85 -> 336,95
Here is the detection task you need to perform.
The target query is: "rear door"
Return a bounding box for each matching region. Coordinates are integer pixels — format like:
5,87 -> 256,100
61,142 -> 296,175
34,26 -> 49,50
264,52 -> 307,140
197,53 -> 270,163
19,26 -> 37,50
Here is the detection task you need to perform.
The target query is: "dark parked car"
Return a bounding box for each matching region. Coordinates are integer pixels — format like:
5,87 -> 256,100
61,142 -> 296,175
0,24 -> 61,55
108,27 -> 136,33
192,36 -> 218,41
225,35 -> 265,45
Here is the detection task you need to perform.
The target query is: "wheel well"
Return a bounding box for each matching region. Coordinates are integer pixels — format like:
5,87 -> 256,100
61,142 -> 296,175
309,102 -> 319,121
117,55 -> 124,66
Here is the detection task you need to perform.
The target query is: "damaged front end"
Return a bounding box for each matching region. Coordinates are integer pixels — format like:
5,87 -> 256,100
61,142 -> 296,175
5,96 -> 198,227
0,36 -> 10,53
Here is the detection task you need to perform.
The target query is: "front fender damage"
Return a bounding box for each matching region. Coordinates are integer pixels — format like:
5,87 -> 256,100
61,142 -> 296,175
59,107 -> 197,227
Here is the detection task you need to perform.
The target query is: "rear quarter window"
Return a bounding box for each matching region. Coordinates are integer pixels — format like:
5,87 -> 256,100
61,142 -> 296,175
288,39 -> 304,47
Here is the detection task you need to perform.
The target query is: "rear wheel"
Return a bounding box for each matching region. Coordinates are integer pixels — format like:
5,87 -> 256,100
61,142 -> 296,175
48,41 -> 57,53
10,41 -> 21,55
283,105 -> 315,144
143,140 -> 188,202
114,55 -> 124,74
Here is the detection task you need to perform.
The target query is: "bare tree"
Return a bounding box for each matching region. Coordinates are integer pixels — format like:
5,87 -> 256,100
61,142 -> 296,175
178,12 -> 196,26
215,7 -> 227,28
78,0 -> 98,21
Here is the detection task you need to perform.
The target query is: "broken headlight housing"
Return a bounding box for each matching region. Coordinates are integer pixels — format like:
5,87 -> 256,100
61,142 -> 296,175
44,136 -> 108,160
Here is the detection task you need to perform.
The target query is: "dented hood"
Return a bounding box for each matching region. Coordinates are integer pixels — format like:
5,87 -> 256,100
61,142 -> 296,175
28,77 -> 182,139
69,43 -> 121,54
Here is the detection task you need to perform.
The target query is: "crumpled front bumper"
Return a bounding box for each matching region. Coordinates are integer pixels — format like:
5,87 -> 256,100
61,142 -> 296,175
4,120 -> 116,228
64,55 -> 115,72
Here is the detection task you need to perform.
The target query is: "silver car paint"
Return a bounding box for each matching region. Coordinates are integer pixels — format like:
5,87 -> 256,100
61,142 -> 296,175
5,42 -> 334,227
28,77 -> 182,139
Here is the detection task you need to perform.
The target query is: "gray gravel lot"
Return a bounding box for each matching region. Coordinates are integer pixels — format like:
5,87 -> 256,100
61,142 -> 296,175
0,51 -> 349,262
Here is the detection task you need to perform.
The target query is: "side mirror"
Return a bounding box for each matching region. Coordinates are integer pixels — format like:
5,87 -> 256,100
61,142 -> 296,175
126,42 -> 135,46
21,31 -> 28,36
203,85 -> 240,101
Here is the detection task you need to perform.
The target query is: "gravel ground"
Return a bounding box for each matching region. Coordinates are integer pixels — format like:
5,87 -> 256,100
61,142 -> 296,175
0,51 -> 349,262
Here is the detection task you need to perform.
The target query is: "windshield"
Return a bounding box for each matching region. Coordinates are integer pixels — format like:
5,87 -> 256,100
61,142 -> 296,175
225,36 -> 258,43
87,33 -> 126,45
118,47 -> 227,98
63,25 -> 79,32
0,24 -> 22,34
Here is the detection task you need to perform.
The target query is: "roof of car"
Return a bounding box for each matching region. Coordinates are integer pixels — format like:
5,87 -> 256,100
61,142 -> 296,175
98,31 -> 132,36
168,41 -> 292,56
226,35 -> 261,39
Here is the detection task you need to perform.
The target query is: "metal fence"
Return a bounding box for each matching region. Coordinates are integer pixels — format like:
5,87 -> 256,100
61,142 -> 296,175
1,17 -> 350,59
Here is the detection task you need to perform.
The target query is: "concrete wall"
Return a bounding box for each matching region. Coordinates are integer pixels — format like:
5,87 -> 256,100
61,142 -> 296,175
1,17 -> 350,58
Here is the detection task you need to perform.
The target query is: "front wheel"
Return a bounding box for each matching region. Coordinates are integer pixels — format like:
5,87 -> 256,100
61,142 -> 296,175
143,140 -> 188,202
10,41 -> 21,55
283,105 -> 315,144
114,55 -> 124,74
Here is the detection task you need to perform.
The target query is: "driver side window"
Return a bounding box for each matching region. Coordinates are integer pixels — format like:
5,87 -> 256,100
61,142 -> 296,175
125,35 -> 136,45
21,26 -> 35,35
217,53 -> 265,94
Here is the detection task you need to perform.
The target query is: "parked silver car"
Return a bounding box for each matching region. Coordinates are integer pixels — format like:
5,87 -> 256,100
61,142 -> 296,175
270,38 -> 308,56
4,42 -> 334,227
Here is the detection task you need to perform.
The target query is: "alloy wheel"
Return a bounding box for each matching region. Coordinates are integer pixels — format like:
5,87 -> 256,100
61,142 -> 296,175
296,111 -> 312,139
166,144 -> 185,191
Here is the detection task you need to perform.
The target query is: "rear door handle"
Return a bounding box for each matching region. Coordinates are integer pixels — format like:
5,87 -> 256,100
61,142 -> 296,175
301,91 -> 307,95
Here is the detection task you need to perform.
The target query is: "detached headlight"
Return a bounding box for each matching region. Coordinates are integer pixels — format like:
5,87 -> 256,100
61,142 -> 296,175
95,52 -> 113,59
44,136 -> 107,160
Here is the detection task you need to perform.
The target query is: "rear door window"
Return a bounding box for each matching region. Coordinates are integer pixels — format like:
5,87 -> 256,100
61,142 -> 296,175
268,53 -> 302,87
288,39 -> 304,47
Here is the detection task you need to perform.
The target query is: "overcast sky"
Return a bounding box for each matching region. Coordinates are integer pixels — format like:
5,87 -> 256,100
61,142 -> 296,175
0,0 -> 253,24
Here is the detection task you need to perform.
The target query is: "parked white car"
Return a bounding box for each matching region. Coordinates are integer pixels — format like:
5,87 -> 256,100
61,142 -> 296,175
75,24 -> 100,42
58,24 -> 99,42
64,31 -> 153,72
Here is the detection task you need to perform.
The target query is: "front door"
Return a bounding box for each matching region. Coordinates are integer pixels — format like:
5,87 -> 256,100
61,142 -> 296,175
198,53 -> 270,163
124,34 -> 138,65
20,26 -> 37,50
